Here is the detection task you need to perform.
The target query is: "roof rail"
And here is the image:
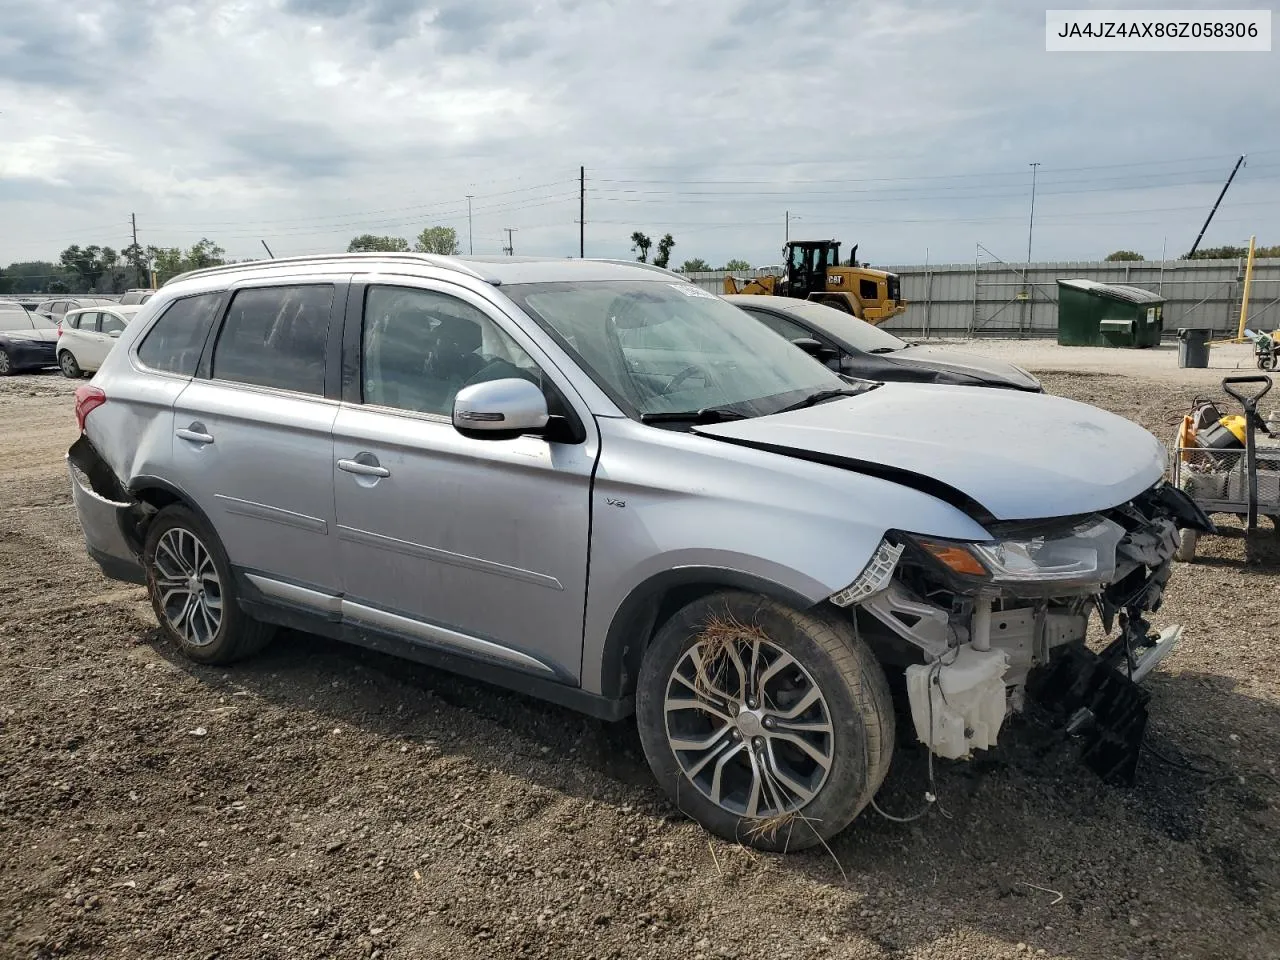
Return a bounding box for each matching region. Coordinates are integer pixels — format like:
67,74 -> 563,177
587,258 -> 691,281
163,252 -> 498,288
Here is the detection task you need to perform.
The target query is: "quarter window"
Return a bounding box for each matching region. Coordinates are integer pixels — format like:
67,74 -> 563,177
212,285 -> 334,395
361,286 -> 541,416
136,293 -> 222,376
746,309 -> 814,344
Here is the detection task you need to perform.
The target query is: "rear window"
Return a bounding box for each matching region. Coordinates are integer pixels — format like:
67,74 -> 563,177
136,293 -> 222,376
211,285 -> 333,395
0,304 -> 33,329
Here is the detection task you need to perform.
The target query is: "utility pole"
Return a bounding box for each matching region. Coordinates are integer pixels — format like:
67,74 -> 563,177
1188,154 -> 1246,259
503,227 -> 518,256
1026,162 -> 1040,263
579,166 -> 585,258
130,212 -> 144,287
466,195 -> 474,254
785,210 -> 789,245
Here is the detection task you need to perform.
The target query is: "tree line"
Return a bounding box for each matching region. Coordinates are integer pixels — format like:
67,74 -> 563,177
0,227 -> 465,296
0,239 -> 228,295
1105,242 -> 1280,261
2,221 -> 753,296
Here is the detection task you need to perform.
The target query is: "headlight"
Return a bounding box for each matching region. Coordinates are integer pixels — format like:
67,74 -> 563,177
907,516 -> 1125,589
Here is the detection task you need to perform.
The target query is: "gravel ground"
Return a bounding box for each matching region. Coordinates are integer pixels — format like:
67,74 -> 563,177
1,364 -> 1277,960
923,340 -> 1265,386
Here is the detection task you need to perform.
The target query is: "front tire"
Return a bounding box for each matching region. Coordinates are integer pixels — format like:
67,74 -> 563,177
636,590 -> 894,852
0,348 -> 12,376
59,350 -> 82,379
143,505 -> 274,664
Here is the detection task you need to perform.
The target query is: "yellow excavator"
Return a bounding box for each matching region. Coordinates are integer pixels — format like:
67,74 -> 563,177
723,240 -> 908,325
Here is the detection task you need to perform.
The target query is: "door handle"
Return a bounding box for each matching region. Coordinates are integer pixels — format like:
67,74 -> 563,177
338,458 -> 390,478
176,426 -> 214,444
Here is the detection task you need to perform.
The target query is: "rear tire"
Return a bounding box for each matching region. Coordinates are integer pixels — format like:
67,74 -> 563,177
59,351 -> 82,379
636,590 -> 894,852
143,505 -> 274,664
0,348 -> 12,376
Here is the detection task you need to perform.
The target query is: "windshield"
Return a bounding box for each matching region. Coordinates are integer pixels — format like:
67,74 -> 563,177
505,280 -> 847,419
770,300 -> 906,353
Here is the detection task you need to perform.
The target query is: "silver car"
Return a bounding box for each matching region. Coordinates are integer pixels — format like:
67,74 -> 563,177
67,254 -> 1209,851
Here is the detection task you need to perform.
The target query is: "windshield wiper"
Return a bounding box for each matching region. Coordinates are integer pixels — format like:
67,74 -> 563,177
776,387 -> 865,413
639,406 -> 749,424
867,347 -> 898,354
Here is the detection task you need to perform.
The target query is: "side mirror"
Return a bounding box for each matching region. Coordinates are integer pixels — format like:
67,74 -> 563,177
792,337 -> 838,362
453,378 -> 549,440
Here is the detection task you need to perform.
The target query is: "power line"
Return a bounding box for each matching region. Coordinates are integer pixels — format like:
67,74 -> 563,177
593,149 -> 1280,174
585,169 -> 1280,204
594,162 -> 1280,189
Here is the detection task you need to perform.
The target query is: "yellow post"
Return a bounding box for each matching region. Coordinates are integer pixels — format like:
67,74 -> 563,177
1236,235 -> 1256,342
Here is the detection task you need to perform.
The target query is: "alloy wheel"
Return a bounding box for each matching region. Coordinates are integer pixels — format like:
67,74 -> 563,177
0,350 -> 10,375
151,527 -> 223,647
663,630 -> 834,819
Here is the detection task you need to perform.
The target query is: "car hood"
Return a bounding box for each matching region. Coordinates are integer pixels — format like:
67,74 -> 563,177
889,345 -> 1041,391
692,383 -> 1166,523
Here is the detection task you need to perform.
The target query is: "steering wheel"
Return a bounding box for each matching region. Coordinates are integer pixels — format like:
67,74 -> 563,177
661,364 -> 710,396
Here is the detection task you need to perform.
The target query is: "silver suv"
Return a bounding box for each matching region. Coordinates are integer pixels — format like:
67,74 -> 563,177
68,254 -> 1209,850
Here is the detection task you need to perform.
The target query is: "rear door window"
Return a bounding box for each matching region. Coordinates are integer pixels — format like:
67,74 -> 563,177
136,293 -> 222,376
100,312 -> 127,335
211,285 -> 334,395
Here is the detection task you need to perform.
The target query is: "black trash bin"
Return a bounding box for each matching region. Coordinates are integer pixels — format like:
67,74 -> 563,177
1177,328 -> 1211,369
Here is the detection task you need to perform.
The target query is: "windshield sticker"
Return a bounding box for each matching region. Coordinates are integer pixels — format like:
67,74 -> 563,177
670,283 -> 716,299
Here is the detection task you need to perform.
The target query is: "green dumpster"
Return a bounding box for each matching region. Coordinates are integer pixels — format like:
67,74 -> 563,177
1056,279 -> 1165,348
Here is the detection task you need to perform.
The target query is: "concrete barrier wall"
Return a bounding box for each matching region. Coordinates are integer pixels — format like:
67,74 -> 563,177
686,258 -> 1280,339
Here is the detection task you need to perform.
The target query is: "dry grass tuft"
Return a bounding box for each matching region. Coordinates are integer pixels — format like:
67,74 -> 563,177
692,612 -> 768,703
744,811 -> 797,843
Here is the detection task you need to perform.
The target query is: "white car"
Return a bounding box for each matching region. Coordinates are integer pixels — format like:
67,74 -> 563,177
58,305 -> 143,378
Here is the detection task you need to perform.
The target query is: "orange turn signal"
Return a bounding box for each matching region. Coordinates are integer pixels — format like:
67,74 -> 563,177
919,541 -> 988,577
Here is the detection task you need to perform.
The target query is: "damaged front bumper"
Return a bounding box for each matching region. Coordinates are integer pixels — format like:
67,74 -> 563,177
852,482 -> 1212,784
67,436 -> 146,585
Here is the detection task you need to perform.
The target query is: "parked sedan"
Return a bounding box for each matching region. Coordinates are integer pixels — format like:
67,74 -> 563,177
0,302 -> 58,375
58,305 -> 143,377
725,295 -> 1042,392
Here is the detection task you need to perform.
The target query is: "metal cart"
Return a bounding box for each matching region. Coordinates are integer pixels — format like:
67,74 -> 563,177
1171,375 -> 1278,561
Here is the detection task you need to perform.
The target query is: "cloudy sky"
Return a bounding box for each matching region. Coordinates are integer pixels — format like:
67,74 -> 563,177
1,0 -> 1276,270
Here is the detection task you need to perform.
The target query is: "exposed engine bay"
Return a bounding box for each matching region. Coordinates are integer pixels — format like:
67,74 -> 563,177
848,482 -> 1213,783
